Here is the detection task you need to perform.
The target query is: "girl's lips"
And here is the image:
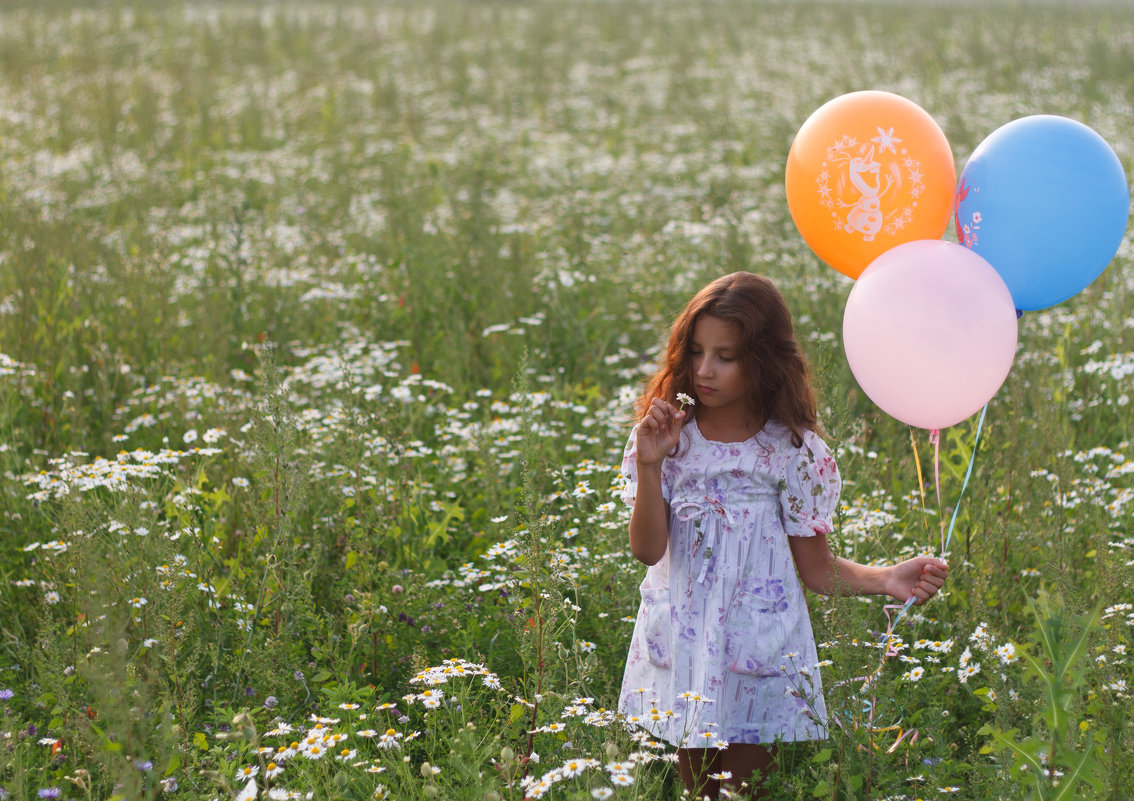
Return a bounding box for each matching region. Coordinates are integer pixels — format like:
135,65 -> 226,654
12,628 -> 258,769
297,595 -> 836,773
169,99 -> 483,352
695,385 -> 714,395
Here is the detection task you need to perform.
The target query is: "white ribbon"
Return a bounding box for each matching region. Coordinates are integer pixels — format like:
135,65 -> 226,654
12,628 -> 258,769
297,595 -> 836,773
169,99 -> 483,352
672,497 -> 736,585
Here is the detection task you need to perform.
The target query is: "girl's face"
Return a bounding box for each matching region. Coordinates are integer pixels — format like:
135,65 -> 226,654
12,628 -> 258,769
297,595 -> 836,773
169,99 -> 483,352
688,315 -> 749,416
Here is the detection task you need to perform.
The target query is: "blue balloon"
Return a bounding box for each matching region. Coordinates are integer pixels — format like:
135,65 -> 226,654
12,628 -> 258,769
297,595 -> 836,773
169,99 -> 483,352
954,115 -> 1129,311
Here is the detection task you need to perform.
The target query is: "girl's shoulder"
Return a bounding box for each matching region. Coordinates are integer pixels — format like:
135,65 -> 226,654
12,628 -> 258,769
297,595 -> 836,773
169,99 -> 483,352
759,420 -> 831,456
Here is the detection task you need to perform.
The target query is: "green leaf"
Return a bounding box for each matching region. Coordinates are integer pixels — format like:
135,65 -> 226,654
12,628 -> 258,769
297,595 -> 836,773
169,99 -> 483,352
194,731 -> 209,751
812,748 -> 832,764
1054,605 -> 1101,686
811,779 -> 830,798
1051,740 -> 1102,801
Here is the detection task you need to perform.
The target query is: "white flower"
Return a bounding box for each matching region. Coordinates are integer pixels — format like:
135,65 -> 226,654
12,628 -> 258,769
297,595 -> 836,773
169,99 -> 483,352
676,392 -> 695,408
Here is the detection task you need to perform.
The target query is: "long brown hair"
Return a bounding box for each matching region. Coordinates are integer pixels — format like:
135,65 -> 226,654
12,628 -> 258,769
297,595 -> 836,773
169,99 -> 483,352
636,272 -> 822,447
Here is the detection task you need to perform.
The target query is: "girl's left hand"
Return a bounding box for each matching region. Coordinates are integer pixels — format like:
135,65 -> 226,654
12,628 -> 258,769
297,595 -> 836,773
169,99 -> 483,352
887,557 -> 949,606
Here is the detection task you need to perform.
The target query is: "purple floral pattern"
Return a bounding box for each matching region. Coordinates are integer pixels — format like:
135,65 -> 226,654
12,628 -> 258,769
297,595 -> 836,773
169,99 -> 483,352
617,418 -> 840,746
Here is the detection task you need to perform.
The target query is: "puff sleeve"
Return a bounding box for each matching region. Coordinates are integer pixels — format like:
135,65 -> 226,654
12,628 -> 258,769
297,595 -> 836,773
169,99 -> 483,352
779,430 -> 842,538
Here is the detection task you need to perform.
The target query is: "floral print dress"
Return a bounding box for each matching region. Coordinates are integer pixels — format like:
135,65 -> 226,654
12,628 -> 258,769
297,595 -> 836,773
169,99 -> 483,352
617,418 -> 841,746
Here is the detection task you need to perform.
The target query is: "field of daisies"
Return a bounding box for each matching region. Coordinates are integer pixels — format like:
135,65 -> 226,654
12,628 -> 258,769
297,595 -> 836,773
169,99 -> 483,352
0,1 -> 1132,799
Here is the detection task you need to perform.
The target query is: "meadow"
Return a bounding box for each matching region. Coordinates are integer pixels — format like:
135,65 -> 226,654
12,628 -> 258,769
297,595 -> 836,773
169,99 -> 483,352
0,0 -> 1132,798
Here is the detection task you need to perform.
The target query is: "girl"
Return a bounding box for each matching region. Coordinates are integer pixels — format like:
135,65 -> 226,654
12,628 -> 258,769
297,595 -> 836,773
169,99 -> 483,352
617,272 -> 948,799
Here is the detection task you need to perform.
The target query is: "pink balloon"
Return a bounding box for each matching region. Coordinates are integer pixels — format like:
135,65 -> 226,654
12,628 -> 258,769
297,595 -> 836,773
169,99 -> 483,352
843,240 -> 1018,430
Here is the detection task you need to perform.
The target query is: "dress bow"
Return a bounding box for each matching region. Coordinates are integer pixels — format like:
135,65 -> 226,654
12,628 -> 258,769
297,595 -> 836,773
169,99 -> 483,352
672,497 -> 735,584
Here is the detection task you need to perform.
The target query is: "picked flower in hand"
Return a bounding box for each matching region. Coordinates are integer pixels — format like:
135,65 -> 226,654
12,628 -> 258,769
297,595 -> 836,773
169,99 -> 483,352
676,392 -> 695,411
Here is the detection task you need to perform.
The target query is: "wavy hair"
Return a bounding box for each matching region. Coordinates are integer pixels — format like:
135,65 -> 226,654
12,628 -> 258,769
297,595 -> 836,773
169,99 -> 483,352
636,272 -> 821,447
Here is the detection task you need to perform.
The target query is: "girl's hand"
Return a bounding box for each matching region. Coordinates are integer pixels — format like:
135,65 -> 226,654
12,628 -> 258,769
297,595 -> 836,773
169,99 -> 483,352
635,398 -> 685,466
886,557 -> 949,606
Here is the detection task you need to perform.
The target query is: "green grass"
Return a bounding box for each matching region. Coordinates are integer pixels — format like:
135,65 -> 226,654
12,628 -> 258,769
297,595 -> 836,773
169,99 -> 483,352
0,1 -> 1132,799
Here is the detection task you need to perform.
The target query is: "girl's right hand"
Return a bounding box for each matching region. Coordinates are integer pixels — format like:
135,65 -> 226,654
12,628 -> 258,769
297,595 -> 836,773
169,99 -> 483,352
635,398 -> 685,466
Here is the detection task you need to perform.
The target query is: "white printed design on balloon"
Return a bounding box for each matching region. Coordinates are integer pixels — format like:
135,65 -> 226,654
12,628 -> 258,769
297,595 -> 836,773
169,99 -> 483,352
815,127 -> 925,242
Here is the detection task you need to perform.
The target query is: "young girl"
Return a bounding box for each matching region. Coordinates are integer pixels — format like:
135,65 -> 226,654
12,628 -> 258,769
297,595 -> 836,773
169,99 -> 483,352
617,272 -> 948,799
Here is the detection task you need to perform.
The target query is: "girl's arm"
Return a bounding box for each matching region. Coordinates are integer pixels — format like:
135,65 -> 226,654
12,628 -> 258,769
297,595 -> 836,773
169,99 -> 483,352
788,534 -> 948,605
627,399 -> 685,566
628,462 -> 669,566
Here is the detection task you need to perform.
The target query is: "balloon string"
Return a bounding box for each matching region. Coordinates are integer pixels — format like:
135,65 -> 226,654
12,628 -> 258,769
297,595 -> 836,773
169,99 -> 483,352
941,403 -> 988,557
909,427 -> 929,541
929,428 -> 943,554
852,406 -> 990,699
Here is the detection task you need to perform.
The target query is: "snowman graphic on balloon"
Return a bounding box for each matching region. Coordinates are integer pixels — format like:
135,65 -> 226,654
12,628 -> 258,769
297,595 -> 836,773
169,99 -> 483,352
819,128 -> 921,242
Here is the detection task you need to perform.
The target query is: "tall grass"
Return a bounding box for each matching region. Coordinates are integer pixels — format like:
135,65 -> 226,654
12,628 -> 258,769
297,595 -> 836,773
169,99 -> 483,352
0,1 -> 1132,799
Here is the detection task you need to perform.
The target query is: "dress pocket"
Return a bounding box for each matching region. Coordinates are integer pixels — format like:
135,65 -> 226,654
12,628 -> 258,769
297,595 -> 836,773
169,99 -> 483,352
639,586 -> 673,669
723,578 -> 791,677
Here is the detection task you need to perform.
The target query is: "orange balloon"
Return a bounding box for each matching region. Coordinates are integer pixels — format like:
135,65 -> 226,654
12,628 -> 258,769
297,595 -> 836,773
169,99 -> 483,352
785,91 -> 956,279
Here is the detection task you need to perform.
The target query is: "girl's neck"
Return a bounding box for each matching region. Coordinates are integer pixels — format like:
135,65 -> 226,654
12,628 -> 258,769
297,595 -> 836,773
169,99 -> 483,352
695,406 -> 765,443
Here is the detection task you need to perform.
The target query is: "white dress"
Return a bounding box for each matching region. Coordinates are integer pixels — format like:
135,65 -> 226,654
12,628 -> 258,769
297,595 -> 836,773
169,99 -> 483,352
617,417 -> 840,746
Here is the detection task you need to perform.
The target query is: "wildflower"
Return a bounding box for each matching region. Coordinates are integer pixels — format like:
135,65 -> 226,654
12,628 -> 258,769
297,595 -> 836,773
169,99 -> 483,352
335,748 -> 357,762
560,759 -> 586,777
592,790 -> 614,800
129,597 -> 148,609
236,778 -> 257,801
709,771 -> 733,780
611,772 -> 634,786
265,762 -> 283,779
37,790 -> 62,799
676,392 -> 696,410
902,667 -> 925,682
376,728 -> 403,749
0,689 -> 12,700
993,642 -> 1017,665
44,591 -> 60,605
236,765 -> 259,782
